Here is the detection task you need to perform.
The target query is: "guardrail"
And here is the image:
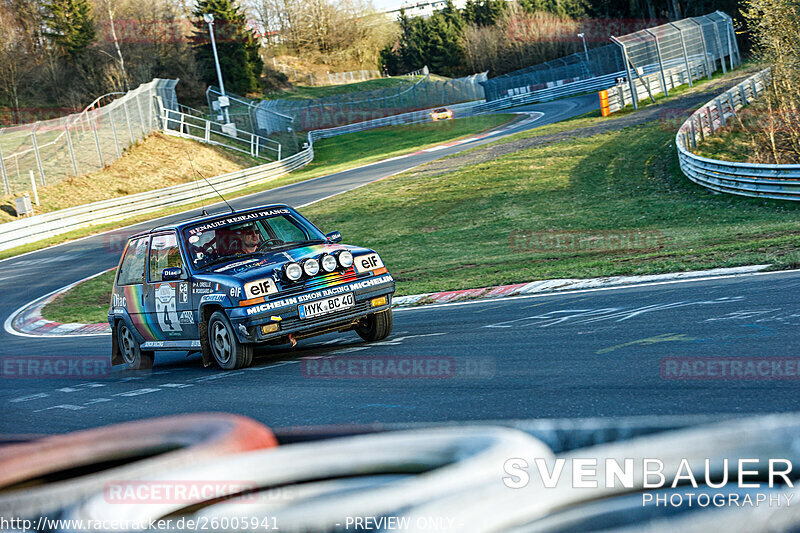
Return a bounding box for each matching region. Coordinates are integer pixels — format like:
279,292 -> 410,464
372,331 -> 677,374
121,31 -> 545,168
676,69 -> 800,201
0,100 -> 490,252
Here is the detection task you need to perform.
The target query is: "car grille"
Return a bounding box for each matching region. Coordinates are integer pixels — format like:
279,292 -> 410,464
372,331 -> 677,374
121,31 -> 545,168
278,267 -> 360,296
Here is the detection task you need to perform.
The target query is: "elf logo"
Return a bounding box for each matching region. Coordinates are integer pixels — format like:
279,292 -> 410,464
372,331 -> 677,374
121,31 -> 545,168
354,253 -> 384,273
244,278 -> 278,299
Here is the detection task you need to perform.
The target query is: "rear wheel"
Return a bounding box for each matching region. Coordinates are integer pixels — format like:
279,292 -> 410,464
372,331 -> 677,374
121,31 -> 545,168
355,309 -> 393,342
207,311 -> 253,370
116,322 -> 154,370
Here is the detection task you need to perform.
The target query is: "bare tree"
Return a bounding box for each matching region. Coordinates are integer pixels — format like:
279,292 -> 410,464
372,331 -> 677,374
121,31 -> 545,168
255,0 -> 395,72
0,5 -> 31,114
743,0 -> 800,163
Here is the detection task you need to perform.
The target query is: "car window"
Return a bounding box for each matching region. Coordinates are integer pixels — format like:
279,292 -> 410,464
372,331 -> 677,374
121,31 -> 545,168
149,233 -> 184,282
269,216 -> 309,242
183,209 -> 325,270
117,237 -> 149,285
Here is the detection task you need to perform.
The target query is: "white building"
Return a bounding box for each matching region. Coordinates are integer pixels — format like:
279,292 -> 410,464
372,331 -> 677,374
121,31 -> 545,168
384,0 -> 468,20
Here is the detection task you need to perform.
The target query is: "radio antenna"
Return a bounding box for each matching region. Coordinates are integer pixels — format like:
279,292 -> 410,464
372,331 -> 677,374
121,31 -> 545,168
182,139 -> 235,214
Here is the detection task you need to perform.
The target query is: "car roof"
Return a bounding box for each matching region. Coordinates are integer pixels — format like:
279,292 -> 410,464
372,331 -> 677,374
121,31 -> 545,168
128,203 -> 293,240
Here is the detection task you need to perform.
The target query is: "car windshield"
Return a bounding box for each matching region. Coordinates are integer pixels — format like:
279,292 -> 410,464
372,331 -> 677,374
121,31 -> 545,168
182,208 -> 326,270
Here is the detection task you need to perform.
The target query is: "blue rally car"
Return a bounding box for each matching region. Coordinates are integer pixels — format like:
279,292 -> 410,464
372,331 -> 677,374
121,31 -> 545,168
109,204 -> 395,370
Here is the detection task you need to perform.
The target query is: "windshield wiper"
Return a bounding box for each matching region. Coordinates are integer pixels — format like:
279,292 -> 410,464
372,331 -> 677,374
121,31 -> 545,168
198,253 -> 263,271
271,239 -> 326,248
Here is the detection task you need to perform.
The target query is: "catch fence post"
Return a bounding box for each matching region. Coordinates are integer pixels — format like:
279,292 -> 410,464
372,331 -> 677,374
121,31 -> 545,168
30,124 -> 46,186
0,129 -> 9,194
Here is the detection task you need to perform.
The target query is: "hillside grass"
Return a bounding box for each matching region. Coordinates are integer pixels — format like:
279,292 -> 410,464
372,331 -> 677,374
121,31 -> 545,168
0,133 -> 262,223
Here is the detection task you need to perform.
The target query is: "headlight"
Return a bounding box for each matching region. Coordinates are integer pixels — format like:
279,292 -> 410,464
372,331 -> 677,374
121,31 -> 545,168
337,250 -> 353,268
284,262 -> 302,281
320,254 -> 337,273
303,258 -> 320,277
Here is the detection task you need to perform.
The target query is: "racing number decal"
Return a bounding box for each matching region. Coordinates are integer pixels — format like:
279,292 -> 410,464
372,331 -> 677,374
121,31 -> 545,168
155,283 -> 181,333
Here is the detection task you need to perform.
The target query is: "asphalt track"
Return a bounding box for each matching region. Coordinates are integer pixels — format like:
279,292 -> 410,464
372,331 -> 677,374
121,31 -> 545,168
5,93 -> 799,435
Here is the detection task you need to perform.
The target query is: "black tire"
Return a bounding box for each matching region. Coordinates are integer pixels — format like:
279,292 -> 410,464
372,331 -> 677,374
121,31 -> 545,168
207,311 -> 253,370
355,309 -> 393,342
116,321 -> 154,370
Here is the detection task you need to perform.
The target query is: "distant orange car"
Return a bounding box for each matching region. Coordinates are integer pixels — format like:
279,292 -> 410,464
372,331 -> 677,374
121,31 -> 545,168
430,108 -> 453,121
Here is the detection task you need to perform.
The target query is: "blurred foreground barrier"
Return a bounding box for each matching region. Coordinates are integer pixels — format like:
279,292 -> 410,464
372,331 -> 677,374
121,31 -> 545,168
5,413 -> 800,531
0,413 -> 277,520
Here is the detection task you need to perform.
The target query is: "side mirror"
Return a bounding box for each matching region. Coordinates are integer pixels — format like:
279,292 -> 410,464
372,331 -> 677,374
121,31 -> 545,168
326,231 -> 342,243
162,267 -> 182,281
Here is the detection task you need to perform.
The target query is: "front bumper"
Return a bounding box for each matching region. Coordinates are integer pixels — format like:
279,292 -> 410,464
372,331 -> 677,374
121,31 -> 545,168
228,273 -> 395,344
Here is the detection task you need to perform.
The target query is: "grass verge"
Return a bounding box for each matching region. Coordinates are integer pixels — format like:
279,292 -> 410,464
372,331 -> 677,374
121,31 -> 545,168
301,119 -> 800,295
42,270 -> 116,324
2,114 -> 513,263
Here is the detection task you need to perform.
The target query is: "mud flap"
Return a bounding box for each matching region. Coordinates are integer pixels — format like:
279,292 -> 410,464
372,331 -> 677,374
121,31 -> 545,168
198,319 -> 213,367
110,324 -> 124,366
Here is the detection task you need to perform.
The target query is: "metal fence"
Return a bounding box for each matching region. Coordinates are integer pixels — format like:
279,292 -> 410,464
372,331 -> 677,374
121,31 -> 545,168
160,105 -> 282,161
676,69 -> 800,201
247,72 -> 487,132
322,70 -> 382,85
204,88 -> 302,156
601,62 -> 709,115
612,11 -> 739,110
481,43 -> 626,102
480,11 -> 739,108
0,79 -> 178,197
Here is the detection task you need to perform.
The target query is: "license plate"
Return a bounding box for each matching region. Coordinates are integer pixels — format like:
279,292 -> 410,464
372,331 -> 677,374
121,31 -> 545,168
298,293 -> 355,319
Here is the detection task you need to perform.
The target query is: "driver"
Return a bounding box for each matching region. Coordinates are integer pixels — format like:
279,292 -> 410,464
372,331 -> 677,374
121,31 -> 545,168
237,223 -> 260,253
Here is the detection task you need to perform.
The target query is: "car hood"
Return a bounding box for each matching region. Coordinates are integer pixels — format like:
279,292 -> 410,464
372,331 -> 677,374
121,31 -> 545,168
194,243 -> 375,283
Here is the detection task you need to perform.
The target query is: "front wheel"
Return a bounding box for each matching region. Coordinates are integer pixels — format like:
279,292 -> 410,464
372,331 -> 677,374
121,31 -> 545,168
116,322 -> 154,370
355,309 -> 393,342
207,311 -> 253,370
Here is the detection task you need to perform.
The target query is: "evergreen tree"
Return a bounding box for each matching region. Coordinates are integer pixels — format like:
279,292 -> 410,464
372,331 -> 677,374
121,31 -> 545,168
43,0 -> 95,61
191,0 -> 263,95
463,0 -> 507,26
517,0 -> 588,18
385,3 -> 466,77
424,4 -> 466,76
